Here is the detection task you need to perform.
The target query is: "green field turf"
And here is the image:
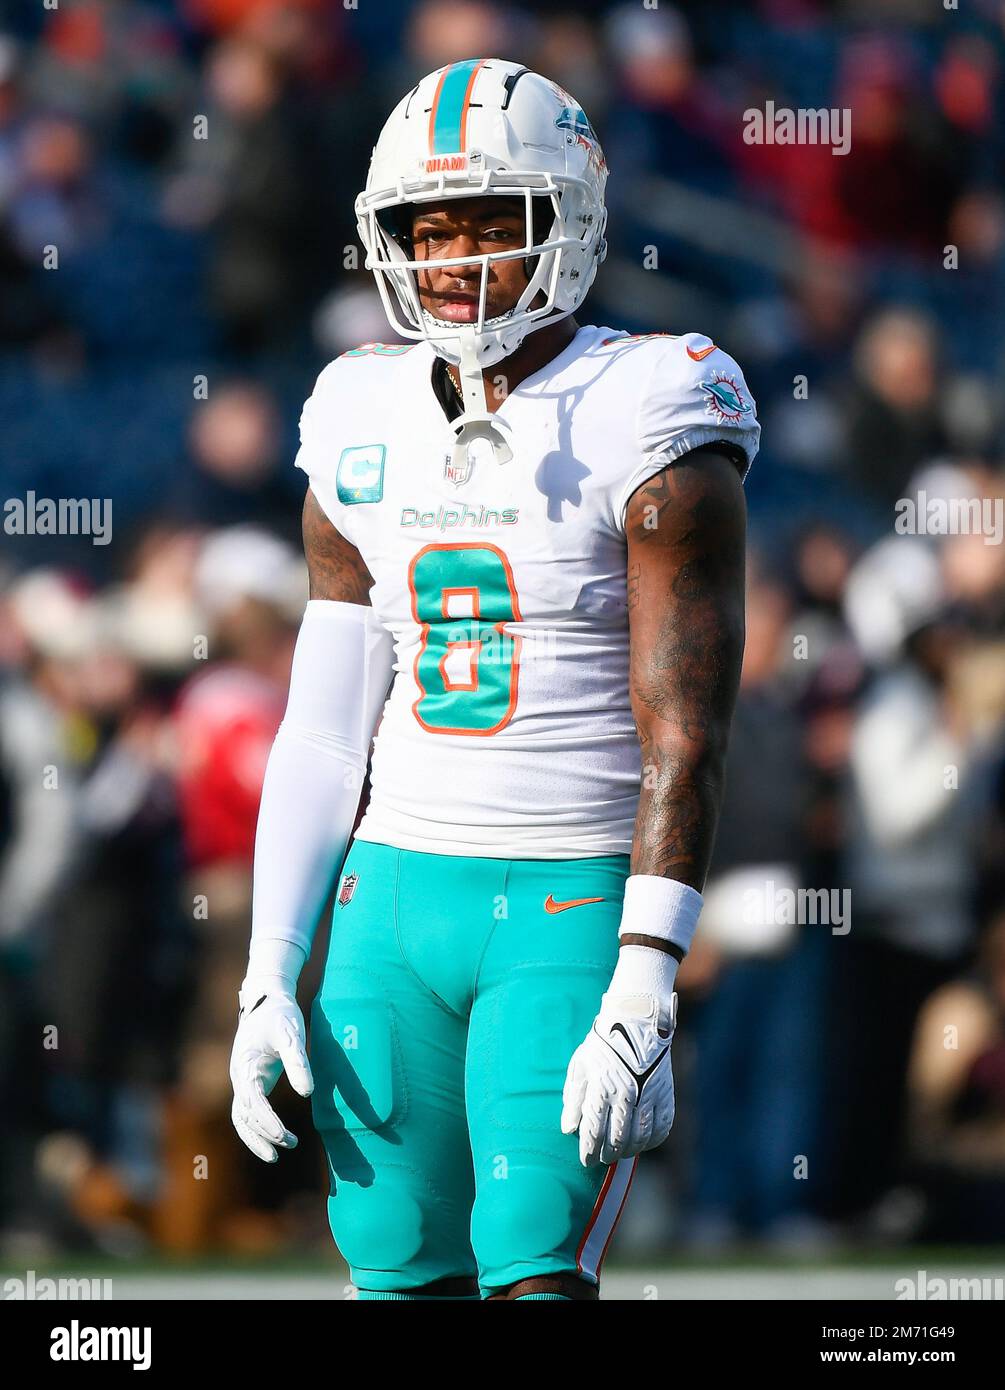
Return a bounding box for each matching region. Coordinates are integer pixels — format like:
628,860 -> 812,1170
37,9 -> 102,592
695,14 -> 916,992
4,1250 -> 1005,1300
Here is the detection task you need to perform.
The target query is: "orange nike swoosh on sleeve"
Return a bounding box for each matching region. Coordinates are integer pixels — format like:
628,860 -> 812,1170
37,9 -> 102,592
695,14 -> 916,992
544,894 -> 605,914
686,342 -> 717,361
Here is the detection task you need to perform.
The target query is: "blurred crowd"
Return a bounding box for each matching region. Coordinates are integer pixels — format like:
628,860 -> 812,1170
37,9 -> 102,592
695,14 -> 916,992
2,0 -> 1005,1261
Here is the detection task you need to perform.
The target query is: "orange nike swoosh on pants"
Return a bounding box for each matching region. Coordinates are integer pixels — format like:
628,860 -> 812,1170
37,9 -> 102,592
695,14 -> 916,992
544,894 -> 605,914
685,343 -> 717,361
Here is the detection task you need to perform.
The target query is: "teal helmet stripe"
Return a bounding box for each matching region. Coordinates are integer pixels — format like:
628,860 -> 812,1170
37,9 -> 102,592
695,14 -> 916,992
429,59 -> 483,154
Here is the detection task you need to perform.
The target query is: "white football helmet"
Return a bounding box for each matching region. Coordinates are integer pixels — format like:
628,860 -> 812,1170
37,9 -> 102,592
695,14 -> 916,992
354,58 -> 608,465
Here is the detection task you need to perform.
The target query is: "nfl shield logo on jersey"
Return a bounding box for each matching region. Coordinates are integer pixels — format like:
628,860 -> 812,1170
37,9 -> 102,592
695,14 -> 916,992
338,872 -> 359,907
444,449 -> 472,487
444,434 -> 494,486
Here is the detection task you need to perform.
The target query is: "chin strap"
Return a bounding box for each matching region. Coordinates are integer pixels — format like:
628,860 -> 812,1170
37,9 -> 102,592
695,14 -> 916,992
448,328 -> 513,470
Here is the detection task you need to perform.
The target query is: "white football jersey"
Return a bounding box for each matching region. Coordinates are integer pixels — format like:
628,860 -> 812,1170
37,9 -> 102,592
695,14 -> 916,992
294,325 -> 759,857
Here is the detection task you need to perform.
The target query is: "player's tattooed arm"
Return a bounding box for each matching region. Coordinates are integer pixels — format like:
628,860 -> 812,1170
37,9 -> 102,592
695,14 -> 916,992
625,446 -> 747,893
302,487 -> 374,603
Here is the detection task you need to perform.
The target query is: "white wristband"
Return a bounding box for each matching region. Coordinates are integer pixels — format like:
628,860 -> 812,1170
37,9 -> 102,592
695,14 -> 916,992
619,875 -> 703,955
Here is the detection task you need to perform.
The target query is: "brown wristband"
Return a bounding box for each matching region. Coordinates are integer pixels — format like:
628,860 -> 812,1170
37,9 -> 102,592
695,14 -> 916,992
619,933 -> 685,963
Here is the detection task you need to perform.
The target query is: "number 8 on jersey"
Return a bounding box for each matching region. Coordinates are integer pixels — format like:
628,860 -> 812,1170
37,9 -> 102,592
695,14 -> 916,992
409,542 -> 522,736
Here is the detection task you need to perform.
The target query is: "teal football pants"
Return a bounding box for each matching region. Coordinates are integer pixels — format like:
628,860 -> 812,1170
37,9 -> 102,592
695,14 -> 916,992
310,839 -> 637,1297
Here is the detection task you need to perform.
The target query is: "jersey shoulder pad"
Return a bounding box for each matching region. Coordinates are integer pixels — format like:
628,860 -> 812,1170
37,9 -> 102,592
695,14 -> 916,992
293,346 -> 417,539
637,331 -> 760,472
607,331 -> 760,532
294,343 -> 420,471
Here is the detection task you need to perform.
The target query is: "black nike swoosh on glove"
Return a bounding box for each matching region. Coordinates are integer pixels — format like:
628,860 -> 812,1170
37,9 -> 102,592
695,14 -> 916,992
602,1026 -> 670,1104
609,1021 -> 643,1065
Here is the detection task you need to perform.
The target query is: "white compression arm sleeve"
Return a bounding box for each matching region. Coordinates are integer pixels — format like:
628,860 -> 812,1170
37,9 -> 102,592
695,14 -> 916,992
249,599 -> 394,965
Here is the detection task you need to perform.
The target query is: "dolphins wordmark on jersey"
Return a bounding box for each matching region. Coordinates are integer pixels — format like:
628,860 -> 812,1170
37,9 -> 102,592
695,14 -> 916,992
294,325 -> 760,859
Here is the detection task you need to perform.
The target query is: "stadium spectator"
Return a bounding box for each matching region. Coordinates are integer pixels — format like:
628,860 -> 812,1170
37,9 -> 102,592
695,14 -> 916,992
165,382 -> 298,541
843,309 -> 947,510
681,569 -> 827,1249
907,911 -> 1005,1242
0,573 -> 83,1248
824,539 -> 988,1228
157,528 -> 311,1253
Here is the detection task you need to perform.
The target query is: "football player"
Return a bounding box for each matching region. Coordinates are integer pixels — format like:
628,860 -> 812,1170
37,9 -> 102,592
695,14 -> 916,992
230,58 -> 759,1300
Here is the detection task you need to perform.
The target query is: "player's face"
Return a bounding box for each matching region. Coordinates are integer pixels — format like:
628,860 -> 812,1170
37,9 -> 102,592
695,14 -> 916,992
410,196 -> 530,324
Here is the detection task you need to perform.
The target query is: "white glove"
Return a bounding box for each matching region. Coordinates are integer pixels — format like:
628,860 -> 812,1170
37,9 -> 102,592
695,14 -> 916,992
230,944 -> 314,1163
561,946 -> 678,1168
